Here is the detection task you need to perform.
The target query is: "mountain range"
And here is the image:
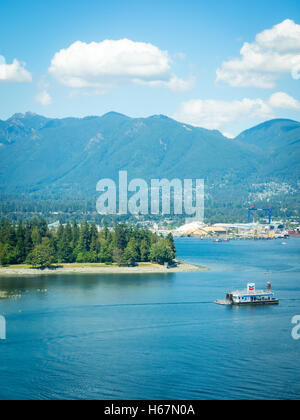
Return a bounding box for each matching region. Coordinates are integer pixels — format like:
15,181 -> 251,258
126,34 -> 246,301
0,111 -> 299,219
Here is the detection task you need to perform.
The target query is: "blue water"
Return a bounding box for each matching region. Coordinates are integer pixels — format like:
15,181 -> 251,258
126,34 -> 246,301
0,238 -> 299,400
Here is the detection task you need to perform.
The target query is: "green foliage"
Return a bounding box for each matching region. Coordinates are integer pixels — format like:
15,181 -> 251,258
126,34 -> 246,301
166,233 -> 176,258
26,238 -> 55,268
0,243 -> 17,266
149,238 -> 176,265
0,219 -> 172,267
140,239 -> 149,262
113,247 -> 126,266
123,238 -> 140,266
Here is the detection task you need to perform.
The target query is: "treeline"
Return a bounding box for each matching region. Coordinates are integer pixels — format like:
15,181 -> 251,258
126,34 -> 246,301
2,198 -> 299,225
0,219 -> 176,268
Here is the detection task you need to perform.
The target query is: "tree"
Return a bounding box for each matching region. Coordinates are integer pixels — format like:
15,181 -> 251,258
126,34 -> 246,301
90,223 -> 100,254
99,240 -> 113,263
123,238 -> 139,266
57,234 -> 73,263
31,226 -> 42,247
26,238 -> 55,268
57,224 -> 64,243
102,226 -> 110,241
78,222 -> 91,252
166,233 -> 176,258
24,223 -> 34,256
15,221 -> 26,263
6,221 -> 17,248
149,239 -> 174,265
140,239 -> 149,262
72,220 -> 80,248
64,222 -> 73,244
38,219 -> 49,238
114,224 -> 127,251
76,251 -> 89,263
0,243 -> 16,266
113,247 -> 125,266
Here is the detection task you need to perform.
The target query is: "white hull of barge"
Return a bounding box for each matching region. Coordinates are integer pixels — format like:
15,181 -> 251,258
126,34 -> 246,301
214,299 -> 279,306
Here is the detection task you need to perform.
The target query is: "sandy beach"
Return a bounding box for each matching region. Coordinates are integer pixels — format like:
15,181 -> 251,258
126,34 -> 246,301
0,261 -> 205,276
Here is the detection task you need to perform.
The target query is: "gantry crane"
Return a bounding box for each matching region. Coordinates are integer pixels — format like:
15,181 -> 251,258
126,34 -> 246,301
248,205 -> 272,224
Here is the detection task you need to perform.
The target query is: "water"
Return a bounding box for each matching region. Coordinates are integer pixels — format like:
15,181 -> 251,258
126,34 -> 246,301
0,238 -> 299,400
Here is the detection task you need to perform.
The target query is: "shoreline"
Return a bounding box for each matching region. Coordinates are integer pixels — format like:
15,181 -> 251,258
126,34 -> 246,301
0,261 -> 206,277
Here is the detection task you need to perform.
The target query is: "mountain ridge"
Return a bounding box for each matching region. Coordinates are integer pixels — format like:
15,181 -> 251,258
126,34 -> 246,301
4,111 -> 298,139
0,113 -> 299,215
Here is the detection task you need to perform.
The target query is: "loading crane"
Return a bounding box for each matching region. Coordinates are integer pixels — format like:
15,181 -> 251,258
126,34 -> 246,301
248,205 -> 257,223
263,206 -> 272,225
248,205 -> 272,224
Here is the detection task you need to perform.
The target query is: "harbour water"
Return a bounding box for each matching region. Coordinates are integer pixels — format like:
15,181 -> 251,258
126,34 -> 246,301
0,238 -> 299,400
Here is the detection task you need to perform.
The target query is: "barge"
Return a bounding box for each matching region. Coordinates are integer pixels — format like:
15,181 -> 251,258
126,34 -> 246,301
215,282 -> 279,306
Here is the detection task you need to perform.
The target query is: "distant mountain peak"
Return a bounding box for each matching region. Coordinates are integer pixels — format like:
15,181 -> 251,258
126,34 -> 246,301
101,111 -> 130,119
9,113 -> 26,120
7,111 -> 46,122
149,114 -> 172,120
238,118 -> 300,135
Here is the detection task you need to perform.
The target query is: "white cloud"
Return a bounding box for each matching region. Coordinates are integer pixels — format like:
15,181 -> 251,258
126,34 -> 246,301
49,39 -> 192,92
173,97 -> 273,130
0,55 -> 32,83
167,75 -> 195,92
35,90 -> 52,106
269,92 -> 300,109
173,92 -> 300,133
216,19 -> 300,88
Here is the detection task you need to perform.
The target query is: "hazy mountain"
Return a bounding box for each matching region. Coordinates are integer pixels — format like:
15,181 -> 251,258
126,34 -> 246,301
236,118 -> 300,180
0,112 -> 299,205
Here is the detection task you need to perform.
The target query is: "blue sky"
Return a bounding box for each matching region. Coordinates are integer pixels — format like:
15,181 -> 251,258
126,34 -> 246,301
0,0 -> 300,136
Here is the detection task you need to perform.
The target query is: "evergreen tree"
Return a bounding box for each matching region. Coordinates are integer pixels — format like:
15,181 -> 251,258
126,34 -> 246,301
24,222 -> 34,256
149,239 -> 174,265
78,222 -> 91,252
57,224 -> 64,243
123,238 -> 139,266
99,240 -> 113,263
31,226 -> 42,247
26,238 -> 55,268
57,228 -> 73,263
114,224 -> 127,251
166,233 -> 176,258
38,219 -> 49,238
64,222 -> 73,244
0,243 -> 16,266
140,239 -> 149,262
15,221 -> 26,263
72,220 -> 80,248
90,223 -> 100,253
3,220 -> 17,248
113,247 -> 125,266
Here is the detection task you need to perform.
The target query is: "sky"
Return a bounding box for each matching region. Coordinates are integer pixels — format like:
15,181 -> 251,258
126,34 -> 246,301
0,0 -> 300,136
